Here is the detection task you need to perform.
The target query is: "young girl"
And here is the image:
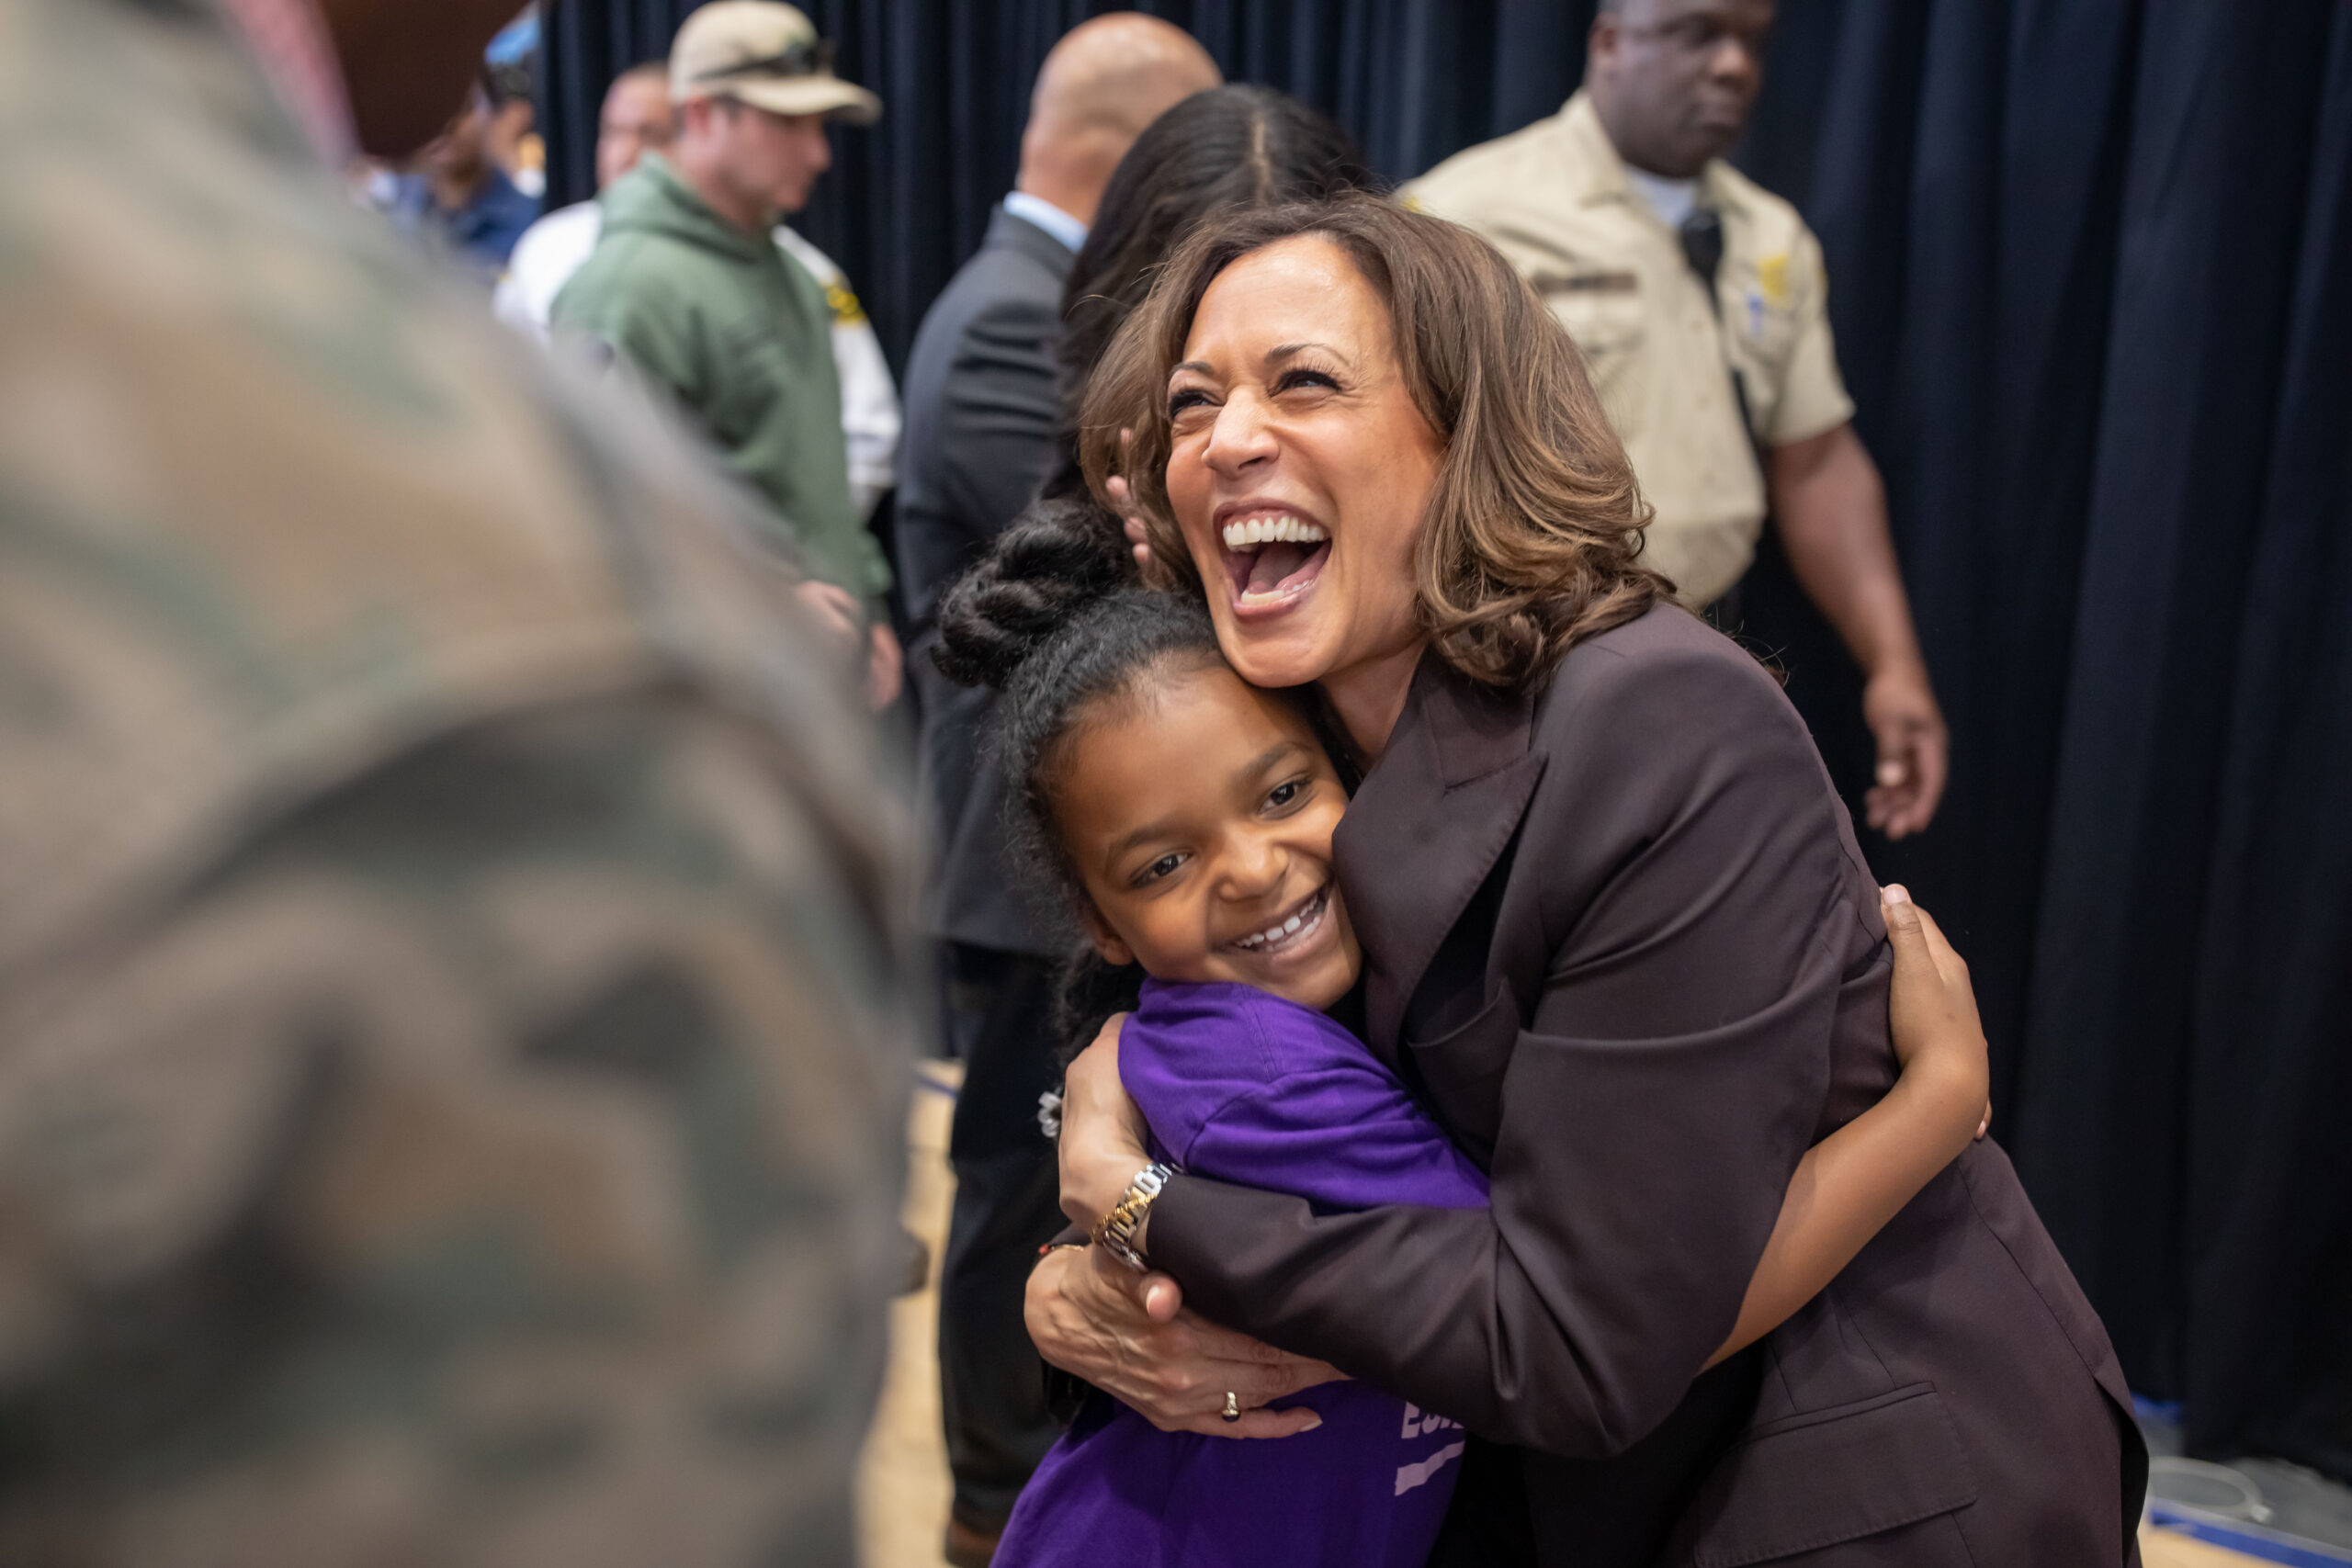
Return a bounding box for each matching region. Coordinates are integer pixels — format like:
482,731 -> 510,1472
935,502 -> 1989,1568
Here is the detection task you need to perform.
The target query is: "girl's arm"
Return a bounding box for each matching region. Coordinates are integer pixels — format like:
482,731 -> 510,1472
1702,887 -> 1987,1367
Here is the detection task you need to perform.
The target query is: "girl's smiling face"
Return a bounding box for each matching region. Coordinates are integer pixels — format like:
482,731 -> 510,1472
1050,660 -> 1361,1012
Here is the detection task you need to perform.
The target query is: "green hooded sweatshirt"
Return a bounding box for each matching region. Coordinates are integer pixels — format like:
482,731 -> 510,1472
552,154 -> 888,598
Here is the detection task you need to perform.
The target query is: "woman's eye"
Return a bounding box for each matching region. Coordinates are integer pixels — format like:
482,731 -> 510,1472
1276,368 -> 1339,394
1167,388 -> 1213,419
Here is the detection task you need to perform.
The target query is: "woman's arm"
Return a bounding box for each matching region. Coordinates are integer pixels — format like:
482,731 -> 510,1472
1048,642 -> 1956,1458
1702,886 -> 1987,1367
1041,887 -> 1989,1428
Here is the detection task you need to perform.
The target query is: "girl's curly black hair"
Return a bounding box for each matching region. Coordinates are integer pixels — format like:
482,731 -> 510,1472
933,497 -> 1229,1059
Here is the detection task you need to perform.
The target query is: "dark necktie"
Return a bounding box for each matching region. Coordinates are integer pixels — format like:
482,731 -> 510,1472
1675,201 -> 1762,635
1679,206 -> 1726,308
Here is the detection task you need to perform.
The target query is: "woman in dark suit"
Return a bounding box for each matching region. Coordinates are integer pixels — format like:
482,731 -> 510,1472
1026,196 -> 2143,1565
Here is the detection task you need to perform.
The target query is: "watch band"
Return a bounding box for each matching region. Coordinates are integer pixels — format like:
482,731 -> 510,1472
1093,1162 -> 1174,1271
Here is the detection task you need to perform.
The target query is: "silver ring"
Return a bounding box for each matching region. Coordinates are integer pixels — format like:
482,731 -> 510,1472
1221,1391 -> 1241,1423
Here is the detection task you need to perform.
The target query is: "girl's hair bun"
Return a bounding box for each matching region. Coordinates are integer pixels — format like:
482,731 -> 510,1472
933,498 -> 1138,690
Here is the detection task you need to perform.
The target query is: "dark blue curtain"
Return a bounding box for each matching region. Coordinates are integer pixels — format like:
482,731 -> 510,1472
544,0 -> 2352,1479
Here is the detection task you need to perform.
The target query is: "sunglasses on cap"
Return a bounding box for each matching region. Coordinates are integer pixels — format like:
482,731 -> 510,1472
694,37 -> 837,84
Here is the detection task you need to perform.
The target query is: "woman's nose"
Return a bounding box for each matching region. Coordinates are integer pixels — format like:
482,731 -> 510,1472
1203,390 -> 1278,477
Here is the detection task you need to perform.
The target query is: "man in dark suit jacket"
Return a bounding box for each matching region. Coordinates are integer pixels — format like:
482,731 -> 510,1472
893,16 -> 1218,1564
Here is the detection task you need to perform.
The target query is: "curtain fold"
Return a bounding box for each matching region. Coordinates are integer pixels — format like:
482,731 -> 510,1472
542,0 -> 2352,1479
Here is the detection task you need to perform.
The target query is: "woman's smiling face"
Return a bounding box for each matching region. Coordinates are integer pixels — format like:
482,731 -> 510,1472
1052,660 -> 1361,1013
1161,235 -> 1445,692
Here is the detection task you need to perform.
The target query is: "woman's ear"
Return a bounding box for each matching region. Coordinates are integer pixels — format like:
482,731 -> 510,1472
1079,903 -> 1136,967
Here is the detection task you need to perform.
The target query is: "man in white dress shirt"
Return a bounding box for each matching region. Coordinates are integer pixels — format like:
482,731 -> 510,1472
498,60 -> 900,519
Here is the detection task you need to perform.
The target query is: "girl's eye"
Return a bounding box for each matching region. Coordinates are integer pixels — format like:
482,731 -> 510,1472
1134,852 -> 1188,886
1266,778 -> 1307,810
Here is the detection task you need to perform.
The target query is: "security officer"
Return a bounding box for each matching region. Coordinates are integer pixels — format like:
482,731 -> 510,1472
0,0 -> 913,1561
1406,0 -> 1949,838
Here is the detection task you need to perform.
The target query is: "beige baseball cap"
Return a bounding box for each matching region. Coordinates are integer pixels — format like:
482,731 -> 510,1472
670,1 -> 881,125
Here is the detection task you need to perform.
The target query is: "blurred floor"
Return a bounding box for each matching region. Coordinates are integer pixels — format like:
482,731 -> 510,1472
854,1061 -> 2336,1568
856,1059 -> 960,1568
2139,1408 -> 2352,1568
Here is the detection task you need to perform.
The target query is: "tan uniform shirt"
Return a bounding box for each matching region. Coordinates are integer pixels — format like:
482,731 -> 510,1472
1405,92 -> 1856,607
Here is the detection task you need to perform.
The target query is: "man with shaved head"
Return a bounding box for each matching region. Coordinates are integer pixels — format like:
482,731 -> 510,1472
894,15 -> 1220,1565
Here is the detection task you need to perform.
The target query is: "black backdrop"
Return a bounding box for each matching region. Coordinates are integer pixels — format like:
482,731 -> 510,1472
545,0 -> 2352,1480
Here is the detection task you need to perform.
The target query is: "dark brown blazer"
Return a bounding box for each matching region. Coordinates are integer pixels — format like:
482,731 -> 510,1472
1148,604 -> 2146,1567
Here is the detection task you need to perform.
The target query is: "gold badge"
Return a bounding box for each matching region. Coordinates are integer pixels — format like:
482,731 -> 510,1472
1758,253 -> 1790,307
824,277 -> 867,327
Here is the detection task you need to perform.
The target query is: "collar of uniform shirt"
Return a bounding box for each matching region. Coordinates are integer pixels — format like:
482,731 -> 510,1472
1002,190 -> 1089,255
1623,165 -> 1700,230
218,0 -> 357,167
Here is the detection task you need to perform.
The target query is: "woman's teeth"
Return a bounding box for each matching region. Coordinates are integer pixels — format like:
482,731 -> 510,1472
1231,890 -> 1327,953
1221,514 -> 1329,551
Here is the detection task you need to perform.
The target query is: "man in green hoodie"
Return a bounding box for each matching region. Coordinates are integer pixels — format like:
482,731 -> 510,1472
555,1 -> 899,702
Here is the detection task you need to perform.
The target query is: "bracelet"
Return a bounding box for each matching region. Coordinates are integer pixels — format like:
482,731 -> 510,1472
1092,1162 -> 1174,1272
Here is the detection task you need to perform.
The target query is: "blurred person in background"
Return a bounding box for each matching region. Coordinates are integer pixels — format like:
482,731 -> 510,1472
499,62 -> 674,327
386,70 -> 541,276
486,56 -> 547,197
501,59 -> 901,522
1406,0 -> 1950,840
0,0 -> 915,1563
892,17 -> 1220,1563
554,0 -> 899,705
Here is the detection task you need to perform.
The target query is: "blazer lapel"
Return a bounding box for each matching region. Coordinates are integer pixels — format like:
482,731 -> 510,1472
1335,654 -> 1545,1060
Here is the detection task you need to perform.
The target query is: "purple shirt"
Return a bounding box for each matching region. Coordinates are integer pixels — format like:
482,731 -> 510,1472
995,979 -> 1490,1568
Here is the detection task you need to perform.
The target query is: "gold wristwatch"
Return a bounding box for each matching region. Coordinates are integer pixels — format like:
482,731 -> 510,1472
1093,1162 -> 1174,1271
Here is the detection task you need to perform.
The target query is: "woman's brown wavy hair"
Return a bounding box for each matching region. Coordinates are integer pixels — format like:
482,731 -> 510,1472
1079,193 -> 1669,693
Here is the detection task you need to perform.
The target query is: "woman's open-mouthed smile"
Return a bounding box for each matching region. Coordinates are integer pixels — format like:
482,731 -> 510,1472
1212,496 -> 1331,617
1162,234 -> 1445,694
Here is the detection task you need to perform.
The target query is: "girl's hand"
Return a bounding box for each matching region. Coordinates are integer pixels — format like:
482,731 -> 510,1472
1702,886 -> 1997,1367
1882,885 -> 1992,1142
1105,428 -> 1176,587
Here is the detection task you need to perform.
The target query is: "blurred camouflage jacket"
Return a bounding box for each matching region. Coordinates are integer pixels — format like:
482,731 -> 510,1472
0,2 -> 916,1564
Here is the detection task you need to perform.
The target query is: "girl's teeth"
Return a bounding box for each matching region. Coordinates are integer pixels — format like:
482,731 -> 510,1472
1235,893 -> 1323,952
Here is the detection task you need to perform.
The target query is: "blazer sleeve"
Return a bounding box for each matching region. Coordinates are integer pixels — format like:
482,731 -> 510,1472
1144,644 -> 1863,1459
937,288 -> 1065,542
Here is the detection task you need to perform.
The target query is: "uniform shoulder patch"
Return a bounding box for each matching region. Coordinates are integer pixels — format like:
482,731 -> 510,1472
822,278 -> 866,327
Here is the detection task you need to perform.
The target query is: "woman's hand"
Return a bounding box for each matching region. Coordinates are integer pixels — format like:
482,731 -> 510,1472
1024,1244 -> 1343,1438
1041,1014 -> 1347,1436
1883,885 -> 1991,1142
